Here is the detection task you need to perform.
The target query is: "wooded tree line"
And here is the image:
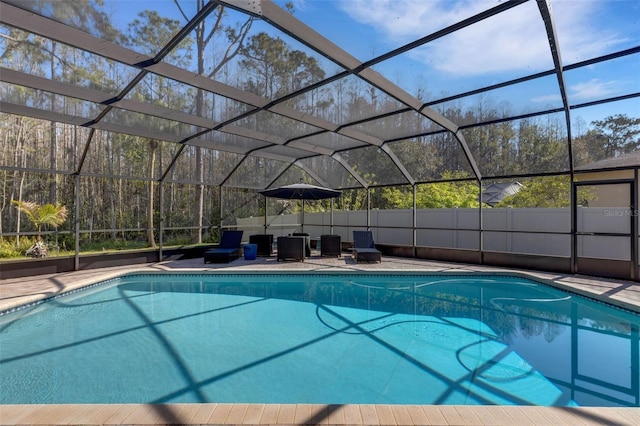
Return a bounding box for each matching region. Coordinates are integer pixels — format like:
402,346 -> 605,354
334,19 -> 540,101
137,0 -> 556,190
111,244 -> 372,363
0,1 -> 639,252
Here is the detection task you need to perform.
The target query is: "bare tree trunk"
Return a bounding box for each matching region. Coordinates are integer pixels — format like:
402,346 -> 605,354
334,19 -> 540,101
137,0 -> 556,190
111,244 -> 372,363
193,148 -> 204,243
14,117 -> 27,246
192,54 -> 205,243
88,179 -> 95,242
16,172 -> 25,246
106,136 -> 116,241
49,42 -> 58,204
147,140 -> 157,247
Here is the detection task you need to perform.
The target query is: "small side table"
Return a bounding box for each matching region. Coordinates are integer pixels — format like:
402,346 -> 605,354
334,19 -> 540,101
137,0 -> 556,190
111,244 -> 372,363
243,244 -> 257,260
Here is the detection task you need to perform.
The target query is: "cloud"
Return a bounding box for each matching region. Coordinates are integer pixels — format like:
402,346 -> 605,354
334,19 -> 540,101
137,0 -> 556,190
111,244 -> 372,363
409,2 -> 553,76
528,78 -> 624,107
570,79 -> 623,101
551,1 -> 630,66
532,94 -> 562,104
337,0 -> 490,40
338,0 -> 624,77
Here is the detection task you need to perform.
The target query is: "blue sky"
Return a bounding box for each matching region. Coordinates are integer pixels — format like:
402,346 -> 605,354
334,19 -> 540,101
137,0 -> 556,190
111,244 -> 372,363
277,0 -> 639,128
283,0 -> 638,70
96,0 -> 640,129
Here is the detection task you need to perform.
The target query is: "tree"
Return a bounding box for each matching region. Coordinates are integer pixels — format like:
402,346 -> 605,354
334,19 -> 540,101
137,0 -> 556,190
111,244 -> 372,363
492,175 -> 594,208
0,0 -> 122,207
377,172 -> 480,209
147,139 -> 158,247
180,0 -> 255,244
416,178 -> 480,208
577,114 -> 640,162
240,32 -> 325,99
12,200 -> 68,257
493,176 -> 569,208
128,9 -> 193,248
515,118 -> 568,174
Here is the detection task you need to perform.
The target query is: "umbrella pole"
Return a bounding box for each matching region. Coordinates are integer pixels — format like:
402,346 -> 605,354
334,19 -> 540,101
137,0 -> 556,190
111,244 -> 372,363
264,196 -> 267,234
330,198 -> 334,234
301,199 -> 305,234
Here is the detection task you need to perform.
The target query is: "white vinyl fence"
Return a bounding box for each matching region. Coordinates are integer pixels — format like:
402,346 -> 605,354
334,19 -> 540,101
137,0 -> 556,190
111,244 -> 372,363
236,207 -> 632,260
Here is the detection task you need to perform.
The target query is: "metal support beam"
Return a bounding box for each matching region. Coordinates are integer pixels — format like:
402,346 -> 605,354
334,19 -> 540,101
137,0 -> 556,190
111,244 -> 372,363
332,153 -> 368,189
571,180 -> 577,274
159,182 -> 164,260
413,184 -> 417,258
633,169 -> 638,281
367,188 -> 371,231
74,174 -> 80,271
537,0 -> 574,177
478,178 -> 484,264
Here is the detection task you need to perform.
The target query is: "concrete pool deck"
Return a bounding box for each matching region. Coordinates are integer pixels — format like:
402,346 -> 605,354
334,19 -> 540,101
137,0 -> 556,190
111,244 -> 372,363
1,253 -> 639,425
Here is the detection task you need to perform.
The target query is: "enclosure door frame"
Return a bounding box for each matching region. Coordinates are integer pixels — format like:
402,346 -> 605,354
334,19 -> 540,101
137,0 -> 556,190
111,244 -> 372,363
572,177 -> 638,281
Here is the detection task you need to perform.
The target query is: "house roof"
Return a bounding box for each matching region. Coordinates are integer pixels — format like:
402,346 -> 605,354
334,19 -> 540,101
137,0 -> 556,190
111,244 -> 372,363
576,151 -> 640,172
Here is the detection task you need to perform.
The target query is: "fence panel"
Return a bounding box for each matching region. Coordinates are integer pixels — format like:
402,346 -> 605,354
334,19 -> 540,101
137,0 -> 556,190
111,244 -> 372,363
236,207 -> 630,261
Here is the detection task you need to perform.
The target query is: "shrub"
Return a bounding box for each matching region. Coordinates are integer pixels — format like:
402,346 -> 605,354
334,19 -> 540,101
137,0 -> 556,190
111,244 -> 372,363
0,237 -> 37,259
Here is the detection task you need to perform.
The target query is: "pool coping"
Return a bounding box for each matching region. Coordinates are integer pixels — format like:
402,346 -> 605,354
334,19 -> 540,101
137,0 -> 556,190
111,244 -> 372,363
1,256 -> 639,425
1,402 -> 639,425
2,266 -> 639,316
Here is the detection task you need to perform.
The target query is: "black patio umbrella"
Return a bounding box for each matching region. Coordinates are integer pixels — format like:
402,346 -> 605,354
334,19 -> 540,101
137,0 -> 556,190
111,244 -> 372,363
259,183 -> 341,234
259,183 -> 341,200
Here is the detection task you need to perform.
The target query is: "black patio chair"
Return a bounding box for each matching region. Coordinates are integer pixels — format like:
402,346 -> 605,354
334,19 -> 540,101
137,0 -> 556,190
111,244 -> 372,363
277,236 -> 305,262
320,234 -> 341,257
249,234 -> 274,256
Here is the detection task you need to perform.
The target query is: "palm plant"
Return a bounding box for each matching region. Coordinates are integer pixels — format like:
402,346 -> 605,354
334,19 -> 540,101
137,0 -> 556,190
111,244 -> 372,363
12,200 -> 68,257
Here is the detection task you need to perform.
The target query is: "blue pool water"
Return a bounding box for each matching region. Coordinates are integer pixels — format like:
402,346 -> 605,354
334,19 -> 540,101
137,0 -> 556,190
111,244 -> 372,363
0,273 -> 638,406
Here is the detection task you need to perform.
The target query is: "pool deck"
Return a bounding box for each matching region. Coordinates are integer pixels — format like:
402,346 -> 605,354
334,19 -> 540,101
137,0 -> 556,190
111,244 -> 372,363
1,253 -> 639,425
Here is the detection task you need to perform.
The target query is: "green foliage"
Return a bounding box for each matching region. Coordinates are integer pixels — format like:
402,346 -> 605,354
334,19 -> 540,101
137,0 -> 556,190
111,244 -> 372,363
378,172 -> 480,209
416,180 -> 480,209
0,0 -> 637,249
337,188 -> 367,211
574,114 -> 640,164
377,186 -> 410,209
11,200 -> 68,237
80,239 -> 148,253
492,175 -> 584,208
0,237 -> 74,259
240,32 -> 325,98
591,114 -> 640,156
0,237 -> 36,258
164,235 -> 196,247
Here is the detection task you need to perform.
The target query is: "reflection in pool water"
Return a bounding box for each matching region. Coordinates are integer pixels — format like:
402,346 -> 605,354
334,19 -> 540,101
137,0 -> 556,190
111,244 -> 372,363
0,273 -> 638,406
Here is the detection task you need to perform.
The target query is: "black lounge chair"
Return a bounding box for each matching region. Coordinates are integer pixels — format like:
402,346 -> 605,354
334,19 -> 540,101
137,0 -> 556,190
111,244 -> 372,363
204,230 -> 244,263
320,234 -> 341,257
352,230 -> 382,263
277,236 -> 305,262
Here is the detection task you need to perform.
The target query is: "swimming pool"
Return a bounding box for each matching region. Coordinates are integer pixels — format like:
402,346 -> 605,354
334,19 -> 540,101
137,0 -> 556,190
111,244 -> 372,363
0,273 -> 638,407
